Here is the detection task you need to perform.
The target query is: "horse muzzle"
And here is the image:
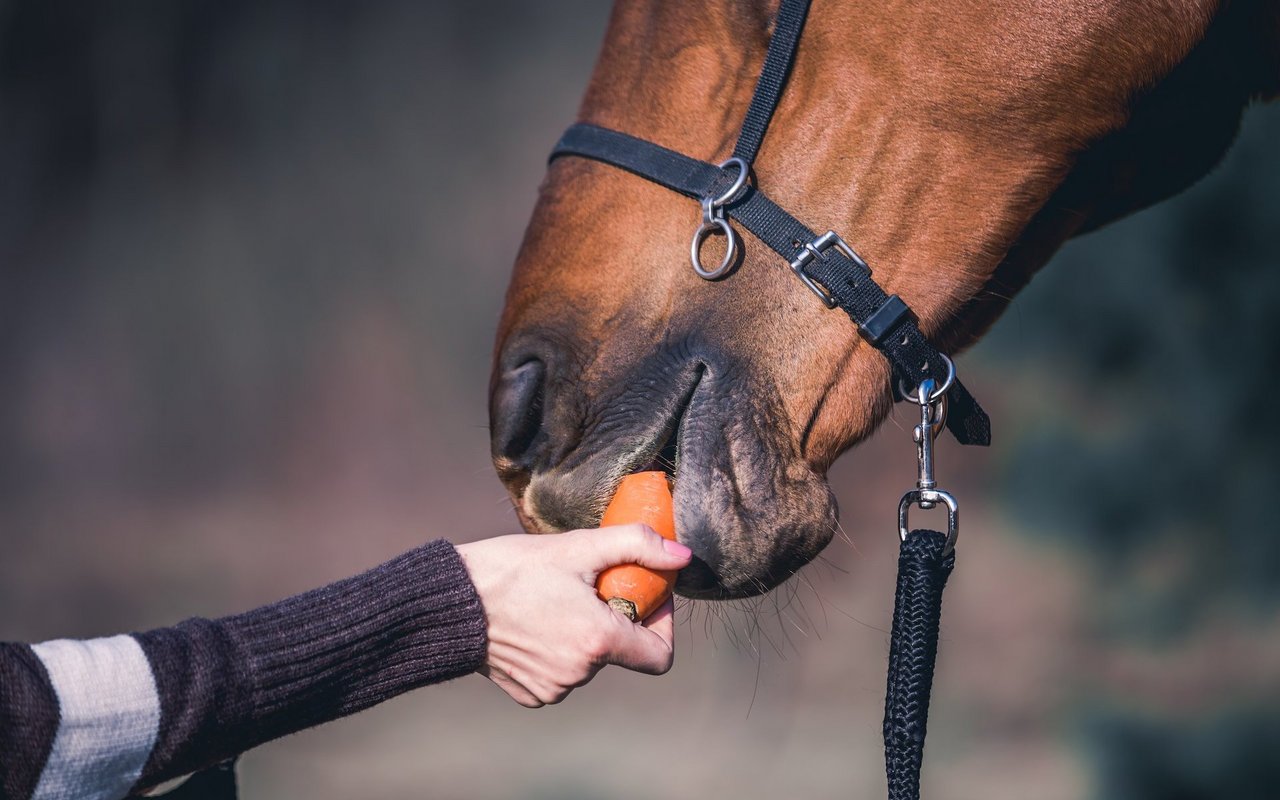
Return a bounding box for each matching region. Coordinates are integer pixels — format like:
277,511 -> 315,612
489,333 -> 838,599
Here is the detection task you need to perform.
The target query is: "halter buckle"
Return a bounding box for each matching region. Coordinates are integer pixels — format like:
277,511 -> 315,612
789,231 -> 866,309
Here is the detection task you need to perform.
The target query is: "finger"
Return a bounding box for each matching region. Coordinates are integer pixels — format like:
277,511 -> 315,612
602,613 -> 677,675
573,523 -> 692,576
478,664 -> 544,709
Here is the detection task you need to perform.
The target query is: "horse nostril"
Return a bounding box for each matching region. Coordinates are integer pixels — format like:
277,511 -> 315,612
490,358 -> 547,467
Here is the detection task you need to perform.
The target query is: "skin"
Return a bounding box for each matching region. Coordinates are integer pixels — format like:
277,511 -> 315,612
458,524 -> 692,707
491,0 -> 1280,599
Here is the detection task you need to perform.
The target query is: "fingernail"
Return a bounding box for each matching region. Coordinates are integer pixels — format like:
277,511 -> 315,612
662,539 -> 692,559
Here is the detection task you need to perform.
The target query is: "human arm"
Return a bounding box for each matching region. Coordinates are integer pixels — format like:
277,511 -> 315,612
0,539 -> 487,798
0,527 -> 692,797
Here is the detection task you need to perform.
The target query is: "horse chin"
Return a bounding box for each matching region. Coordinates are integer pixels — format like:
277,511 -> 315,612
668,398 -> 838,599
671,497 -> 839,600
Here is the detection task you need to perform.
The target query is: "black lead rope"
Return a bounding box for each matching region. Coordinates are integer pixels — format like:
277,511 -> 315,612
884,531 -> 954,800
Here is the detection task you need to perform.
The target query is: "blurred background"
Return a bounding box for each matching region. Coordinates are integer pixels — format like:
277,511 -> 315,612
2,2 -> 1278,798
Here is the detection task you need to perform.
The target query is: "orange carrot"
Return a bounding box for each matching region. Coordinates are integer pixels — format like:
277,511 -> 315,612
595,471 -> 677,622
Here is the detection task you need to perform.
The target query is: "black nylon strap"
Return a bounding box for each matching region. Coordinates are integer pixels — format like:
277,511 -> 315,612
883,530 -> 954,800
551,124 -> 991,446
731,0 -> 812,165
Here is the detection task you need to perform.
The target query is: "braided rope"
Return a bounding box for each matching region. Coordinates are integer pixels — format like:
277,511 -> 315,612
883,530 -> 955,800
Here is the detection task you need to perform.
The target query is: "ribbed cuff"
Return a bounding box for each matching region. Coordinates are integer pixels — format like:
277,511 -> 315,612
222,538 -> 488,746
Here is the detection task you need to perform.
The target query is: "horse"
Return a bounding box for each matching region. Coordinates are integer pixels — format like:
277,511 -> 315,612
489,0 -> 1280,601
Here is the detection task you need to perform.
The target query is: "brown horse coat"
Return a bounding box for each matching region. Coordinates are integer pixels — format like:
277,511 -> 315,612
492,0 -> 1280,598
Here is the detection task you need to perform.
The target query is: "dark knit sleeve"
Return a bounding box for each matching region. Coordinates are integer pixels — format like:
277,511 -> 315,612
0,644 -> 62,800
131,539 -> 488,791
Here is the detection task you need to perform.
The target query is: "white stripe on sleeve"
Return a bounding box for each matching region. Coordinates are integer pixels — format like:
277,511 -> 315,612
30,635 -> 161,800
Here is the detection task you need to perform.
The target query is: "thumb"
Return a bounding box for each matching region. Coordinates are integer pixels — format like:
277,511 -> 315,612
604,606 -> 677,675
572,523 -> 692,577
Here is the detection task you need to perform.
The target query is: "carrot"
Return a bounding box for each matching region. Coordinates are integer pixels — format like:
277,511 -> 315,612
595,471 -> 678,622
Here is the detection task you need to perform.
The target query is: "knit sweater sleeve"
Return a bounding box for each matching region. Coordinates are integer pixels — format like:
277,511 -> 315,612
0,539 -> 489,799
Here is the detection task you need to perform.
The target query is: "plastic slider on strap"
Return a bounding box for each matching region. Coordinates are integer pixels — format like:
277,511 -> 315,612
789,230 -> 866,309
859,295 -> 912,345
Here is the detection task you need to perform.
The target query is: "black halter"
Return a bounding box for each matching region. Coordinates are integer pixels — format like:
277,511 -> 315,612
549,2 -> 980,799
549,0 -> 990,448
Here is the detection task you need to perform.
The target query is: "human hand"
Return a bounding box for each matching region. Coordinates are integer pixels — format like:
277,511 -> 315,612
455,524 -> 692,707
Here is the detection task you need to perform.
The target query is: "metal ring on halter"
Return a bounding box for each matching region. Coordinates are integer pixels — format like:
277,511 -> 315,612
690,207 -> 739,279
898,353 -> 956,404
710,157 -> 750,208
690,159 -> 748,280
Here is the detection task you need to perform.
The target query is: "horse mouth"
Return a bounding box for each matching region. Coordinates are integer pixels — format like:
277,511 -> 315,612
513,361 -> 704,536
631,365 -> 699,481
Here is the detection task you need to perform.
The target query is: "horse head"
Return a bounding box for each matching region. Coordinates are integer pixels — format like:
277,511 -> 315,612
490,0 -> 1279,599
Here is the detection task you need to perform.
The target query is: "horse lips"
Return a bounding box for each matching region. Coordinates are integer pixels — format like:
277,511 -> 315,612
595,471 -> 677,622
